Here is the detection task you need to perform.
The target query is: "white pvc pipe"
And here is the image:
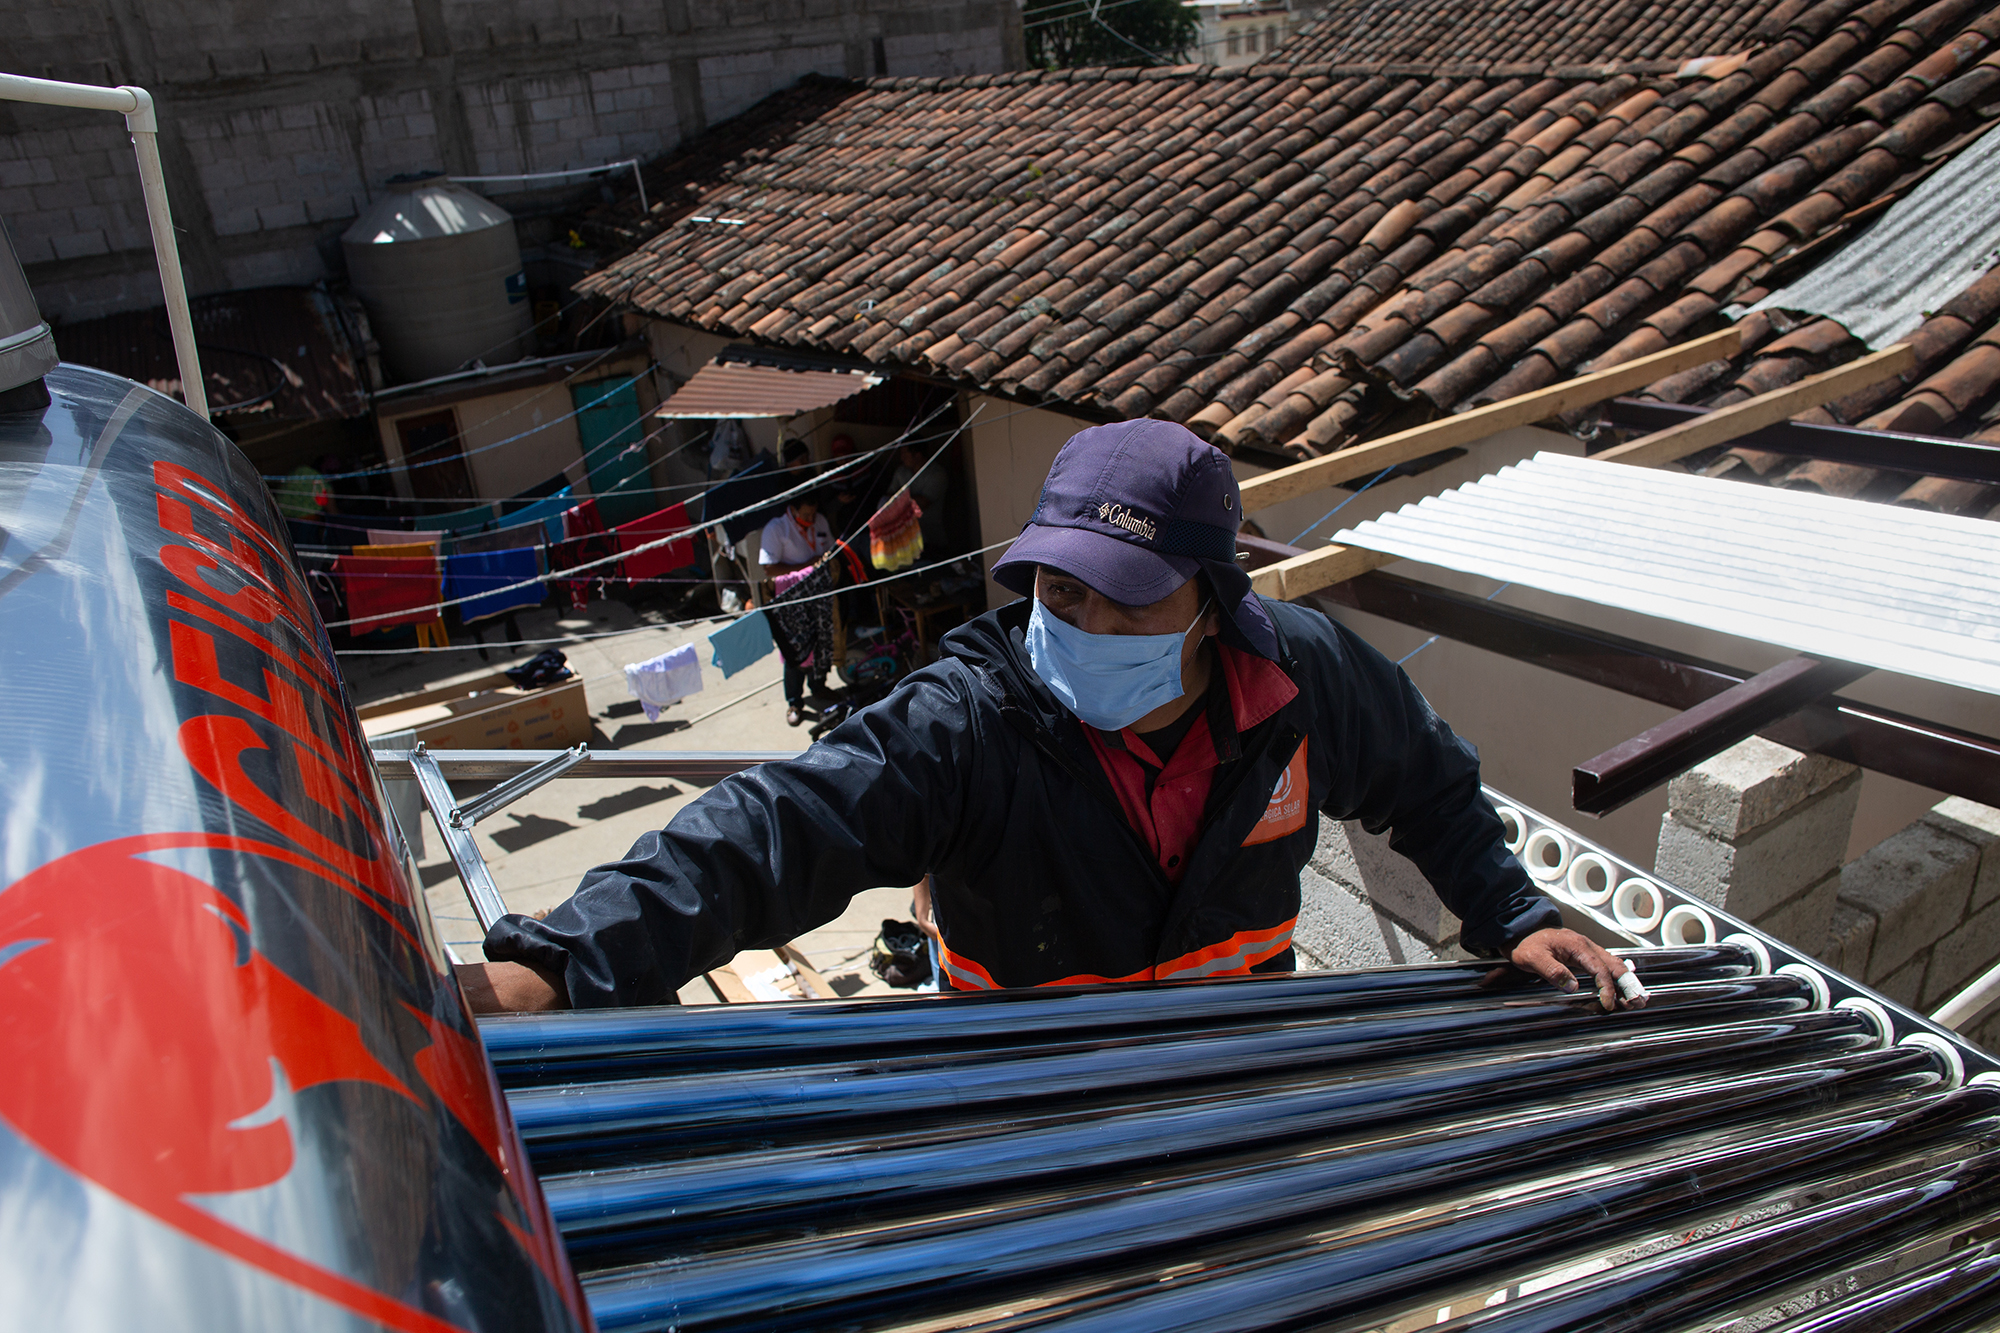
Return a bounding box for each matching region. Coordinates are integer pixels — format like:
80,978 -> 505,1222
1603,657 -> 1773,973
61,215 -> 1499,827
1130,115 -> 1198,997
1494,804 -> 1526,855
0,75 -> 206,419
1659,903 -> 1716,947
1611,877 -> 1665,933
1520,828 -> 1571,880
1565,852 -> 1617,907
1932,955 -> 2000,1032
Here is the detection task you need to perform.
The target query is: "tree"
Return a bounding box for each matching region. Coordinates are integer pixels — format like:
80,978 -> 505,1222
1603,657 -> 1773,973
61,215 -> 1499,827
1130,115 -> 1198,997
1024,0 -> 1201,68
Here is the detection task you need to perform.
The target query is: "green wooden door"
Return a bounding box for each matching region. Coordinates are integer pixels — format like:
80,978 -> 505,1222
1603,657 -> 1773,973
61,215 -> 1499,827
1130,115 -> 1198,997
573,378 -> 653,526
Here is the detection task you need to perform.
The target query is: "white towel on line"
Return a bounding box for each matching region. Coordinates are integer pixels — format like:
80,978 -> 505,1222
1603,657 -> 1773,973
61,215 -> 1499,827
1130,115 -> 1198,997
624,643 -> 705,721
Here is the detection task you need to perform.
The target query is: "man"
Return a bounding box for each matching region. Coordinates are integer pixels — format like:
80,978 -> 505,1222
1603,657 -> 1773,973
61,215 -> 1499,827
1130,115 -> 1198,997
461,421 -> 1635,1013
759,492 -> 836,726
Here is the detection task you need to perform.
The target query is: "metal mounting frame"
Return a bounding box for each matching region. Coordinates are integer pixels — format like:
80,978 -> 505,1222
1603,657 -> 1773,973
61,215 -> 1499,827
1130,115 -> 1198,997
379,746 -> 779,932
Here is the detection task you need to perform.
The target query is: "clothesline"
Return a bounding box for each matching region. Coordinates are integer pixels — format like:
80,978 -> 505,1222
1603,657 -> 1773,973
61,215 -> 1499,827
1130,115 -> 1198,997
325,399 -> 960,630
330,536 -> 1011,655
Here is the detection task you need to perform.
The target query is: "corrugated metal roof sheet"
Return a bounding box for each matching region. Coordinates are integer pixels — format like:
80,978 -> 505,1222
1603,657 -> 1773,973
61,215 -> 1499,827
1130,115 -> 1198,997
1740,122 -> 2000,349
653,359 -> 883,418
1334,452 -> 2000,696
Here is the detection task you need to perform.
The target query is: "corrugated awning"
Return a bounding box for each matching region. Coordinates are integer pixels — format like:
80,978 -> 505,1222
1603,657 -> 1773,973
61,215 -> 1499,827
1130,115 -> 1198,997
1334,451 -> 2000,696
654,358 -> 884,419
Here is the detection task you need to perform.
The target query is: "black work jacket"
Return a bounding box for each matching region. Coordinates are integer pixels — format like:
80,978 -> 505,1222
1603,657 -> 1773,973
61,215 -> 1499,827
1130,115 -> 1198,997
485,596 -> 1558,1006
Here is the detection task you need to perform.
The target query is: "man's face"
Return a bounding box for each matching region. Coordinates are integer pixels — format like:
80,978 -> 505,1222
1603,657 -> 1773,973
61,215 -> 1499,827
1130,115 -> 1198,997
1035,565 -> 1217,651
793,502 -> 818,525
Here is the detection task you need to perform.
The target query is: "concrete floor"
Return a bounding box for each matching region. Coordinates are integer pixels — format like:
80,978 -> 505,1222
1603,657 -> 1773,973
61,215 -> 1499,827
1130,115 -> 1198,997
344,593 -> 918,1003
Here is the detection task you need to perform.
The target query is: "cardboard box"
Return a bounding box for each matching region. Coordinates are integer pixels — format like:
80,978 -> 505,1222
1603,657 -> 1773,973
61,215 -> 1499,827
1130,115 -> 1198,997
358,672 -> 591,751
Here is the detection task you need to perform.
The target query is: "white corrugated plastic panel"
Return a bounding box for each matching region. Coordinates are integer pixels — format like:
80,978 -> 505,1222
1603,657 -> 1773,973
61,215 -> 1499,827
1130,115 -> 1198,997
1333,452 -> 2000,696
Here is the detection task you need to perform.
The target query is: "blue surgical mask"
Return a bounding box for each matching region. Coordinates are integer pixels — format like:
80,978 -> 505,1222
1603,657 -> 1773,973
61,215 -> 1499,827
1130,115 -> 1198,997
1026,596 -> 1210,732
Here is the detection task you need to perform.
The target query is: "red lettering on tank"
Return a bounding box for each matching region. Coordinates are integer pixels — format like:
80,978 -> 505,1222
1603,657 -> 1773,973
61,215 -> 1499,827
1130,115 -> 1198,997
166,587 -> 344,719
177,713 -> 411,923
153,460 -> 317,631
0,836 -> 473,1333
169,621 -> 358,777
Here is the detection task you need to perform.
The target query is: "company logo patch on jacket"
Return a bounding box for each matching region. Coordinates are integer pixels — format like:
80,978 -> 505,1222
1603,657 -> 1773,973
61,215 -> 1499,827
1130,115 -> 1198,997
1243,738 -> 1309,845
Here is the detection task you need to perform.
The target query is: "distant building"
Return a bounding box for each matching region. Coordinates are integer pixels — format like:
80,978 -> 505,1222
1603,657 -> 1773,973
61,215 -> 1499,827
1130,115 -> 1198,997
1190,1 -> 1323,67
2,0 -> 1022,324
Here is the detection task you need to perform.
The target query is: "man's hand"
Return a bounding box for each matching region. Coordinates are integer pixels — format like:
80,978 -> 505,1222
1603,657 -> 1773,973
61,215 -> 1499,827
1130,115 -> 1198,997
455,961 -> 569,1015
1507,928 -> 1648,1010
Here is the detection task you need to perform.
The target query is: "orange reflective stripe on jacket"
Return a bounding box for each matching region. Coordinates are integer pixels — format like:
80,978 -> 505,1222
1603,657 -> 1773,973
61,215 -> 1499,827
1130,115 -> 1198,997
939,918 -> 1297,991
1155,917 -> 1297,982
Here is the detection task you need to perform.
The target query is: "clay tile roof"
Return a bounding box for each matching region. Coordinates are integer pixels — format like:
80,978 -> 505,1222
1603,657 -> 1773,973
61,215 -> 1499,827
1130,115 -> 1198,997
577,0 -> 2000,510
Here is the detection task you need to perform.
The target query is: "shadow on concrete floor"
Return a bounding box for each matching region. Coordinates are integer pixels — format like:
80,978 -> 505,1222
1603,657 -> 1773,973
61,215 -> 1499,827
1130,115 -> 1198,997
488,812 -> 577,853
577,784 -> 682,821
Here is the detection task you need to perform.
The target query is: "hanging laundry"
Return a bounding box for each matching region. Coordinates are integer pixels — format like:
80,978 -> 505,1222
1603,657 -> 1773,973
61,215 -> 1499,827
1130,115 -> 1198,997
366,528 -> 446,547
550,497 -> 617,612
767,561 -> 837,673
707,609 -> 775,679
455,520 -> 547,555
623,643 -> 705,721
335,553 -> 442,631
354,539 -> 439,559
615,503 -> 696,583
869,491 -> 924,572
443,547 -> 544,623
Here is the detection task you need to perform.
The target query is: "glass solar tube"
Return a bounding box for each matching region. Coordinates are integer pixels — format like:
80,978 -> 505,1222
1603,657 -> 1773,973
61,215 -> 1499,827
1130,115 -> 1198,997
916,1091 -> 2000,1333
511,976 -> 1823,1161
575,1056 -> 1966,1331
483,946 -> 1759,1086
544,1015 -> 1897,1256
1426,1147 -> 2000,1333
1753,1238 -> 2000,1333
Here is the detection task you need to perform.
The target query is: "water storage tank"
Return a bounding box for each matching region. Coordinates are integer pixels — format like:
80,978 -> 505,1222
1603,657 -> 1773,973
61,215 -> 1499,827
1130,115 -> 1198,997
342,173 -> 533,383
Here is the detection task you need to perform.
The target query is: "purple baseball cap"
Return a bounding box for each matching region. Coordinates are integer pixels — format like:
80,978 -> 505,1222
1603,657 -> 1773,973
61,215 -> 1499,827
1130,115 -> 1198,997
993,419 -> 1278,659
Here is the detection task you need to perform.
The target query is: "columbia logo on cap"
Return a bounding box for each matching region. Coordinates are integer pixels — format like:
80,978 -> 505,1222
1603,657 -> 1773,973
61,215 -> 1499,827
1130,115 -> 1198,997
1097,502 -> 1157,542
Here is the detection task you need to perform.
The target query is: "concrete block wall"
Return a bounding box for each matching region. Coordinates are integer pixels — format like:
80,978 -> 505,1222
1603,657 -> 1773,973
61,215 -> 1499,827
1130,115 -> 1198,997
8,0 -> 1020,323
1295,817 -> 1463,971
1655,738 -> 2000,1051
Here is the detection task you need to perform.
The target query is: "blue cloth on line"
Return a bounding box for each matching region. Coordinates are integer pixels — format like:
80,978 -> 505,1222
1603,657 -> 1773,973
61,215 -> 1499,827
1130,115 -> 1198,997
707,610 -> 775,679
443,548 -> 544,623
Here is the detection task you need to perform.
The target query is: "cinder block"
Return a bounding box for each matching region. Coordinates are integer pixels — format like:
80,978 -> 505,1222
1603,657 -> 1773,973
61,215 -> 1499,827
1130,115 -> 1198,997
1818,902 -> 1876,982
1927,798 -> 2000,912
1654,771 -> 1858,917
1872,952 -> 1928,1009
1311,817 -> 1460,945
1921,897 -> 2000,1011
257,201 -> 309,231
1665,737 -> 1859,841
1842,823 -> 1979,982
49,229 -> 109,260
1295,864 -> 1457,972
590,66 -> 636,92
1750,870 -> 1838,960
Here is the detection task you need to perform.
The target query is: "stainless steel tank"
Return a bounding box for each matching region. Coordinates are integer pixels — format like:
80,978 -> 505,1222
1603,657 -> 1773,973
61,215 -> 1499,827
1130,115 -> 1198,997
342,175 -> 533,383
0,360 -> 587,1332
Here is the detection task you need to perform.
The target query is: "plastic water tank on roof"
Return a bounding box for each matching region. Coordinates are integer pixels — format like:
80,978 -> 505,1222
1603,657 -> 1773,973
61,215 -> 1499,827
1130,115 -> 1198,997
341,173 -> 533,383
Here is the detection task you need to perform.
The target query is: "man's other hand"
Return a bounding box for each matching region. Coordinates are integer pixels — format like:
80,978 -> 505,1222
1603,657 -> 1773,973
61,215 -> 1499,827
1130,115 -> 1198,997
455,961 -> 568,1015
1508,928 -> 1648,1010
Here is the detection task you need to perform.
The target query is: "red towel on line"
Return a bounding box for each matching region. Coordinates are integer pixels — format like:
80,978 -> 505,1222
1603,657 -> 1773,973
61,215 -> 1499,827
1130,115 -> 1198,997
615,503 -> 696,581
334,554 -> 441,630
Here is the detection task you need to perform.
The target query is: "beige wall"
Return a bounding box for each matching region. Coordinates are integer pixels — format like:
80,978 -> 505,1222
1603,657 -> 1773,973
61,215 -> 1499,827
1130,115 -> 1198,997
965,395 -> 1089,607
377,382 -> 589,503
